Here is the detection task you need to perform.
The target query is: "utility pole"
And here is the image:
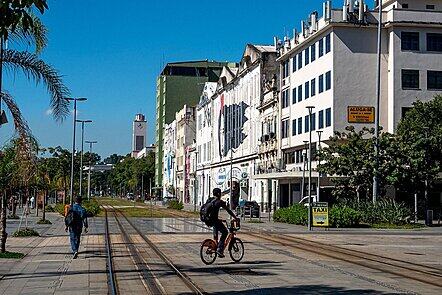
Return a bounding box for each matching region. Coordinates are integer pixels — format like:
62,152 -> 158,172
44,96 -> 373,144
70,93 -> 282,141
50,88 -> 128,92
316,131 -> 323,202
373,0 -> 383,204
306,106 -> 315,231
76,120 -> 92,197
66,97 -> 87,205
85,140 -> 97,201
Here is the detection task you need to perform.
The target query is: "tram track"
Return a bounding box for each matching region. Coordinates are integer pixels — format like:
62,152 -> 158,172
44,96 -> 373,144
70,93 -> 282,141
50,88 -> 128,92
169,216 -> 442,289
103,205 -> 205,295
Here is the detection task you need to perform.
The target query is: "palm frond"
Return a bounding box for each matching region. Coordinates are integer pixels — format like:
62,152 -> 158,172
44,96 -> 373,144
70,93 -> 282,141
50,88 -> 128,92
2,49 -> 71,121
1,92 -> 38,183
9,13 -> 48,53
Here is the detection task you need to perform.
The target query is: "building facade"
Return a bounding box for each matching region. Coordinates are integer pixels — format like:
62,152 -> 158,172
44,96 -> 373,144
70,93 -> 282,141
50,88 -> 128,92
162,120 -> 177,198
131,114 -> 147,158
263,0 -> 442,208
155,61 -> 233,194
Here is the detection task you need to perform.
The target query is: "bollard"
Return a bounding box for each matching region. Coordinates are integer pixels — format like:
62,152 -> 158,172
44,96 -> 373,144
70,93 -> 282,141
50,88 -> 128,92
425,210 -> 433,226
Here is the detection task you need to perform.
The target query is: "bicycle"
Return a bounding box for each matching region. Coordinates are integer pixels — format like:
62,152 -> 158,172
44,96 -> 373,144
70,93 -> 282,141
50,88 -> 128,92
200,219 -> 244,265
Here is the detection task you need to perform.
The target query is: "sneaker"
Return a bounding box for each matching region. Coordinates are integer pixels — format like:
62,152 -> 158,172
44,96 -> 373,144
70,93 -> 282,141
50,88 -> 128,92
73,252 -> 78,259
216,250 -> 225,258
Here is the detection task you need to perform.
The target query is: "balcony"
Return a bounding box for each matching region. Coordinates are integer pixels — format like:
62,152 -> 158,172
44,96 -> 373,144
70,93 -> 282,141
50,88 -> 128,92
387,8 -> 442,25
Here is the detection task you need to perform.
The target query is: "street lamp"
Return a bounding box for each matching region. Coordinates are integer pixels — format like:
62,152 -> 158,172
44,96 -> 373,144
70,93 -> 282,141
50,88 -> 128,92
85,140 -> 97,201
373,0 -> 383,204
65,97 -> 87,205
306,106 -> 315,231
316,130 -> 323,202
76,119 -> 92,197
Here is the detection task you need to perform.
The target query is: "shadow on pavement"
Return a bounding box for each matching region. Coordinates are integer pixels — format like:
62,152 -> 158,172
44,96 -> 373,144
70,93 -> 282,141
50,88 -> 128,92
211,285 -> 398,295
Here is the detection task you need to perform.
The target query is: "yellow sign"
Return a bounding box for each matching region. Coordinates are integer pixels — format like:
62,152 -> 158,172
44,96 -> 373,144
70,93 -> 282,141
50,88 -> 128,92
347,106 -> 375,123
312,202 -> 329,227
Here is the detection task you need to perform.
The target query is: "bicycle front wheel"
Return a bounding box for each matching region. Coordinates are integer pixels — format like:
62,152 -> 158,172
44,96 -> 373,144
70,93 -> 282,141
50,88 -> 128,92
229,237 -> 244,263
200,239 -> 217,265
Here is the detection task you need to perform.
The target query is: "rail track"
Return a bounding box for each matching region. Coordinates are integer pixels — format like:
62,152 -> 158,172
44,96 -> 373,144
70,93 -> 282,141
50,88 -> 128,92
166,216 -> 442,289
103,205 -> 205,295
243,229 -> 442,289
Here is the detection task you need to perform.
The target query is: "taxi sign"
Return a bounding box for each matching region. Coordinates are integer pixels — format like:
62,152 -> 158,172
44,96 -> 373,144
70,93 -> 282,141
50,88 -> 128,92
347,106 -> 375,123
312,202 -> 329,227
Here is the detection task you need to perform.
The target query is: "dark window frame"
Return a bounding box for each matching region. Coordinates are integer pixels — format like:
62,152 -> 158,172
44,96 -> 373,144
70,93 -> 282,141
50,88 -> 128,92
319,110 -> 324,129
311,78 -> 316,97
298,85 -> 303,102
305,81 -> 310,99
319,74 -> 324,93
298,118 -> 302,134
401,32 -> 420,51
402,69 -> 420,90
292,119 -> 297,136
311,44 -> 316,62
325,108 -> 332,127
427,33 -> 442,52
325,34 -> 331,53
305,48 -> 310,66
427,70 -> 442,90
325,71 -> 332,91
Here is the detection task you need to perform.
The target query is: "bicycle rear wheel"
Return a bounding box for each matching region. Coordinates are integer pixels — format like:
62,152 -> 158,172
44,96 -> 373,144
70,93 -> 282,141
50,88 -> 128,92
229,237 -> 244,263
200,239 -> 217,265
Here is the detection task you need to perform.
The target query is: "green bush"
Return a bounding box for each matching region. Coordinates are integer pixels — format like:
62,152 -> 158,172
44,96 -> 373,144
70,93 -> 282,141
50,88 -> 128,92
12,228 -> 40,237
83,199 -> 101,217
341,199 -> 412,225
273,204 -> 308,225
168,200 -> 184,210
54,203 -> 65,215
329,206 -> 361,228
45,205 -> 55,212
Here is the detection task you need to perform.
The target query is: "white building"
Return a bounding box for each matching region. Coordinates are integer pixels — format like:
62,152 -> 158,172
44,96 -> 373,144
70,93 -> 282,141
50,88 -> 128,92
210,44 -> 278,209
258,0 -> 442,208
195,82 -> 217,205
162,120 -> 177,198
131,114 -> 147,158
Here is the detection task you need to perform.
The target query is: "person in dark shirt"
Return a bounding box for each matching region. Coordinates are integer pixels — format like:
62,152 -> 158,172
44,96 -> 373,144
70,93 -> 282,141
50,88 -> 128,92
211,188 -> 238,258
65,196 -> 88,259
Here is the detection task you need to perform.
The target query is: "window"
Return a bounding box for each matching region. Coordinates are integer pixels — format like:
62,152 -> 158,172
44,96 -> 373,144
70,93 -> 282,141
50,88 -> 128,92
325,71 -> 332,90
426,4 -> 435,9
292,88 -> 297,104
292,120 -> 297,136
311,44 -> 316,62
305,48 -> 310,66
319,110 -> 324,129
402,3 -> 408,8
319,38 -> 324,57
427,33 -> 442,52
325,108 -> 332,127
305,81 -> 310,99
319,74 -> 324,93
305,116 -> 309,133
311,78 -> 316,97
298,118 -> 302,134
281,119 -> 289,139
283,61 -> 289,78
402,69 -> 420,89
428,71 -> 442,90
298,53 -> 303,70
401,32 -> 419,51
298,85 -> 303,102
282,89 -> 290,108
325,34 -> 331,53
292,57 -> 297,72
311,113 -> 316,131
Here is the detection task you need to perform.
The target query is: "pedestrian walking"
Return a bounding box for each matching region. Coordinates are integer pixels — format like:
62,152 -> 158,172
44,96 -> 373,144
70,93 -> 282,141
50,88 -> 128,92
65,196 -> 88,259
30,196 -> 35,209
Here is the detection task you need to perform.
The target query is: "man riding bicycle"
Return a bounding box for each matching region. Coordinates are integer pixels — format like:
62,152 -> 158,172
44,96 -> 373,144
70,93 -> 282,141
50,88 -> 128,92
209,188 -> 239,258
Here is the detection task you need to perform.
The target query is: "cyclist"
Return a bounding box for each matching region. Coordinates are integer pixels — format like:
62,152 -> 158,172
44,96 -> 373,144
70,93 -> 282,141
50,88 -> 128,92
210,188 -> 238,258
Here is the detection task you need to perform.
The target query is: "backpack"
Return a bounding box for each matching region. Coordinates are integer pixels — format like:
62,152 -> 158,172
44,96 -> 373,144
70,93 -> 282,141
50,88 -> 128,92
65,208 -> 81,228
200,198 -> 216,226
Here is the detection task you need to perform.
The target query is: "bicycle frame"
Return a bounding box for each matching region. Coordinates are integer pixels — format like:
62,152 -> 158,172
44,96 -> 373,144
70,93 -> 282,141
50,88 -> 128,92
212,219 -> 240,249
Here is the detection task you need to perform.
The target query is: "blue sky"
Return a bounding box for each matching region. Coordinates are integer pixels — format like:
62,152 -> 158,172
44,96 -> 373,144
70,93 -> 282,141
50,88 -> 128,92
1,0 -> 332,158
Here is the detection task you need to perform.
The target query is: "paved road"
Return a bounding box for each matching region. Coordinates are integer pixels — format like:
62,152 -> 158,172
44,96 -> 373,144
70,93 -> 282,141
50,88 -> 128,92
0,209 -> 441,294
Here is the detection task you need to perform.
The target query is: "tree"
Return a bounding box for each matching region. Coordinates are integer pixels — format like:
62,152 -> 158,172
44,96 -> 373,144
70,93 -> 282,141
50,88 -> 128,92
396,96 -> 442,210
319,126 -> 403,201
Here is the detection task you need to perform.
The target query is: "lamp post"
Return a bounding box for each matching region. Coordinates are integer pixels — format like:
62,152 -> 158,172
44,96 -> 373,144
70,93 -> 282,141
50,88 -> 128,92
76,119 -> 92,197
301,140 -> 309,201
85,140 -> 97,201
316,130 -> 323,202
306,106 -> 315,231
373,0 -> 383,204
66,97 -> 87,205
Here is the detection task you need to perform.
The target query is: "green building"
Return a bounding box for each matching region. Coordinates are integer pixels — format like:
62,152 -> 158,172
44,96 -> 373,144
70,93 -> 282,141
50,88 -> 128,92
155,60 -> 232,192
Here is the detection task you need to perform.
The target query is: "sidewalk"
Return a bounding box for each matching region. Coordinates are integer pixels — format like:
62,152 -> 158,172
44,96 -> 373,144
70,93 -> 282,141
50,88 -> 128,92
0,209 -> 107,295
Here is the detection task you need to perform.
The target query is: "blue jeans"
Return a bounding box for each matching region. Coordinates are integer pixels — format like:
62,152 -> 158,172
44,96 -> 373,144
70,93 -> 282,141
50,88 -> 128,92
69,229 -> 81,253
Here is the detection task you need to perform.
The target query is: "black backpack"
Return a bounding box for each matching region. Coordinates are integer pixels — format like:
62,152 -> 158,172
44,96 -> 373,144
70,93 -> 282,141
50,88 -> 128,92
200,198 -> 216,226
65,208 -> 81,228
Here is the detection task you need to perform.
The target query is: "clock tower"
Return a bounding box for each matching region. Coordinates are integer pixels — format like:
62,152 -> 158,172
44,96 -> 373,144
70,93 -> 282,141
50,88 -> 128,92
132,114 -> 147,157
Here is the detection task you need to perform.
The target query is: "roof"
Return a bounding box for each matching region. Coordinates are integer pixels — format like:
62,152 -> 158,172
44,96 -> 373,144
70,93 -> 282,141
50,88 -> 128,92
251,44 -> 277,53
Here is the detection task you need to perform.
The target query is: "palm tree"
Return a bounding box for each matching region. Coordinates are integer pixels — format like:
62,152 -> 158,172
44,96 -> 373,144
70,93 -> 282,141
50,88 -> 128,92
1,4 -> 70,253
